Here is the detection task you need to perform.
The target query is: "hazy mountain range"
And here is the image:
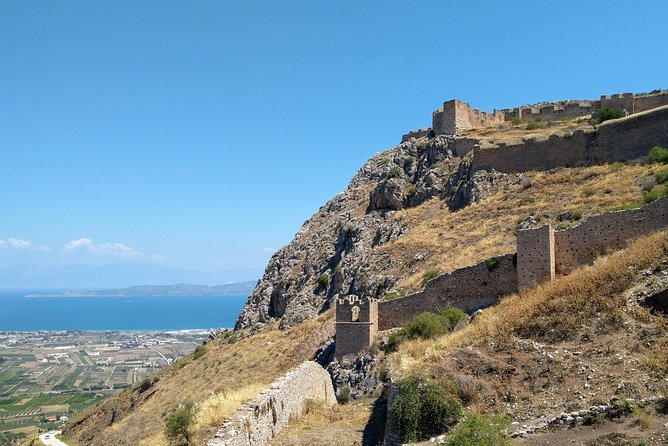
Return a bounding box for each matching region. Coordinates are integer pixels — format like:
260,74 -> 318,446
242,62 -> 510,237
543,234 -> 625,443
0,263 -> 263,289
25,281 -> 257,297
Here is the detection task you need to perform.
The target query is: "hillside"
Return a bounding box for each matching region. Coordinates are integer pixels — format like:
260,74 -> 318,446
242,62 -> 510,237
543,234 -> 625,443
56,98 -> 668,446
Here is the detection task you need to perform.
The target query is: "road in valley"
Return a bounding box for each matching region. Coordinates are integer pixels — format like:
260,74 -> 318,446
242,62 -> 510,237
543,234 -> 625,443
39,431 -> 69,446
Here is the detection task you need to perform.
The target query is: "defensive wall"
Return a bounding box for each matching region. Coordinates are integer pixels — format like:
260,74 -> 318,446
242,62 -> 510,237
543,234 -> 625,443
206,361 -> 336,446
401,90 -> 668,139
471,105 -> 668,173
335,196 -> 668,357
377,254 -> 517,330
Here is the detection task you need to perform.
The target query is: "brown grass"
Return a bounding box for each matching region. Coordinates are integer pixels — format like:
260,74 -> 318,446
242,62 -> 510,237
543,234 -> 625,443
393,230 -> 668,378
460,115 -> 594,141
383,163 -> 654,292
66,311 -> 334,446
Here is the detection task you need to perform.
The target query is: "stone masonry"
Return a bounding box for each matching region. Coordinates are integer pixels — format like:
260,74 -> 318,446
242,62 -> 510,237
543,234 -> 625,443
402,90 -> 668,139
206,361 -> 336,446
335,197 -> 668,356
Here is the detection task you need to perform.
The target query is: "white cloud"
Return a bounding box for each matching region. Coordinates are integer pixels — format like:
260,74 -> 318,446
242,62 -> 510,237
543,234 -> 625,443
8,238 -> 32,249
64,238 -> 94,250
64,237 -> 162,260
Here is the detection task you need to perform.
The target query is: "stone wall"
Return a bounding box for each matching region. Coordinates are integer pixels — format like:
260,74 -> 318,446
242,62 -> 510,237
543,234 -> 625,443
377,254 -> 517,331
517,225 -> 555,291
206,361 -> 336,446
600,93 -> 635,114
553,196 -> 668,274
401,128 -> 431,142
433,99 -> 504,136
472,105 -> 668,173
635,91 -> 668,113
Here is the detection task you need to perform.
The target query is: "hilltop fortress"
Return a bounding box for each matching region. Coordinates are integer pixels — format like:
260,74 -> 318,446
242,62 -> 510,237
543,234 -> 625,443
403,89 -> 668,140
336,89 -> 668,358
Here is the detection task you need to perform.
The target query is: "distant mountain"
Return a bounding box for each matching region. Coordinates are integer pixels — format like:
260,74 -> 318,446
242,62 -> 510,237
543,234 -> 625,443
0,263 -> 262,289
26,281 -> 257,297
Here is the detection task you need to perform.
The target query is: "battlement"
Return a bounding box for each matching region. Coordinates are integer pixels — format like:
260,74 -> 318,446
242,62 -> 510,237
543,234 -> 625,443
401,89 -> 668,140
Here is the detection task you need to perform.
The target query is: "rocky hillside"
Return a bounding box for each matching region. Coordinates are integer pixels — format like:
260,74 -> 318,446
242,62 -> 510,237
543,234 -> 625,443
236,116 -> 661,330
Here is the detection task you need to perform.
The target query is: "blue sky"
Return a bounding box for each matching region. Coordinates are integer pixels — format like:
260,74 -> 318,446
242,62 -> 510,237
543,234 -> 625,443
1,1 -> 667,277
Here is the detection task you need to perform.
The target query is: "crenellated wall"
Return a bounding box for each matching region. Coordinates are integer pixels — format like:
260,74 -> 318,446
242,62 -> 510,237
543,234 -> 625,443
471,105 -> 668,173
335,295 -> 378,358
377,255 -> 517,331
206,361 -> 336,446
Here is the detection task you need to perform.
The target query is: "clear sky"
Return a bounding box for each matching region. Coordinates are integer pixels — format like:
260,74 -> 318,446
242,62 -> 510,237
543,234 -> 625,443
1,1 -> 667,277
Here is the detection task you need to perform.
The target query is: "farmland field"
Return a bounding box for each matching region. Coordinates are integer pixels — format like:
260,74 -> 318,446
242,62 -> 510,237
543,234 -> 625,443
0,330 -> 208,445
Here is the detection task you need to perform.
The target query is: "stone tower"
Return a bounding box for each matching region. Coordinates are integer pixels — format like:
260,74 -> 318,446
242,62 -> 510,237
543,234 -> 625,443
334,295 -> 378,358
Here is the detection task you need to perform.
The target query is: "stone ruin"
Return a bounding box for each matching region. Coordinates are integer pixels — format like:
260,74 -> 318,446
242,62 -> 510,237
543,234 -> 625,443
402,89 -> 668,141
335,196 -> 668,358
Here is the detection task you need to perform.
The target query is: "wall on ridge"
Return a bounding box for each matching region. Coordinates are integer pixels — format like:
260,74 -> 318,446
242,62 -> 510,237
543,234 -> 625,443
377,255 -> 517,331
472,105 -> 668,173
554,196 -> 668,274
635,92 -> 668,113
206,362 -> 336,446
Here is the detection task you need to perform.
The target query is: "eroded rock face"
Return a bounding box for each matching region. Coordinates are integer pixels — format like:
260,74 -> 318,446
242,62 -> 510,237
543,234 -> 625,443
235,135 -> 507,330
327,353 -> 381,399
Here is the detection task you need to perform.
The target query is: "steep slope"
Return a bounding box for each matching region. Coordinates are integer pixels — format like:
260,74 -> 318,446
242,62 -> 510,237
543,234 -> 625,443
61,314 -> 334,446
237,121 -> 661,329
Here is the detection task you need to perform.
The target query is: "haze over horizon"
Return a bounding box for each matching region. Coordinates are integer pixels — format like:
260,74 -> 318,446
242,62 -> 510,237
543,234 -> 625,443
2,1 -> 668,286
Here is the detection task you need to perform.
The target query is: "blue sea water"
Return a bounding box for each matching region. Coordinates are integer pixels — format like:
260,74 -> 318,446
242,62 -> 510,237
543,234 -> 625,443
0,291 -> 247,331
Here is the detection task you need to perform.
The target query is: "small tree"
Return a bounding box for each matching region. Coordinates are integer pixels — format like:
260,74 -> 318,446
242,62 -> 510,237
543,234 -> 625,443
595,107 -> 624,123
165,402 -> 195,446
648,146 -> 668,164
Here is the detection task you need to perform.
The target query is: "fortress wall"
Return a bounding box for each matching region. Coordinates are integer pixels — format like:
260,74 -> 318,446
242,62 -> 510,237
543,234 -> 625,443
472,132 -> 591,173
377,255 -> 517,331
553,196 -> 668,275
472,105 -> 668,173
206,361 -> 336,446
633,92 -> 668,114
453,137 -> 478,156
401,128 -> 431,142
335,296 -> 377,357
519,101 -> 597,122
600,93 -> 634,113
517,225 -> 555,291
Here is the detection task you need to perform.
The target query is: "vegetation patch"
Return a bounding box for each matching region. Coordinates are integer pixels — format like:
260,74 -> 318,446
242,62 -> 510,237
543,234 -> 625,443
387,309 -> 466,351
443,414 -> 511,446
165,402 -> 195,446
595,107 -> 625,123
391,376 -> 462,443
648,145 -> 668,164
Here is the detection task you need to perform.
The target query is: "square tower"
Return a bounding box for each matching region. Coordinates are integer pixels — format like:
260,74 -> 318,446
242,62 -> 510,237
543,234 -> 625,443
334,295 -> 378,358
517,225 -> 556,291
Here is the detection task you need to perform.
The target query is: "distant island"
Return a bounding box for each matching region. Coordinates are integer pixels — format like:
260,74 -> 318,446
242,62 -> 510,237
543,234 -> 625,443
26,281 -> 256,298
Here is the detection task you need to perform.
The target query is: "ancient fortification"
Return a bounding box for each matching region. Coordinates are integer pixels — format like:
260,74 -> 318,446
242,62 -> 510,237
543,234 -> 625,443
335,196 -> 668,357
206,361 -> 335,446
402,89 -> 668,141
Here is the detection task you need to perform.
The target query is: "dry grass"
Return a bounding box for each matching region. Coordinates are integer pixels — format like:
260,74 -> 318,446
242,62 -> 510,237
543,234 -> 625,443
383,163 -> 655,292
392,230 -> 668,378
194,383 -> 267,431
65,311 -> 335,446
460,115 -> 594,141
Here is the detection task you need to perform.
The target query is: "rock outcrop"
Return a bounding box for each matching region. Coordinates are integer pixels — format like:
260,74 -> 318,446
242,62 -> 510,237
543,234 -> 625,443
236,136 -> 482,330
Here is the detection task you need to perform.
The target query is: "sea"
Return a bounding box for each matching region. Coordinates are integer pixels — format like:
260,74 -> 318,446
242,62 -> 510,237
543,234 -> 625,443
0,290 -> 247,331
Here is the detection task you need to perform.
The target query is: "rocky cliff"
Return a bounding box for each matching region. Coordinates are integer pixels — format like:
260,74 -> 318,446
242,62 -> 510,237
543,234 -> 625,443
235,135 -> 519,330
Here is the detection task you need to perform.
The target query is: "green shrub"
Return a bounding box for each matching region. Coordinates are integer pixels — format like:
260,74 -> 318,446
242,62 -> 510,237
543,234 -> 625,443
423,269 -> 439,283
655,168 -> 668,184
165,402 -> 195,446
643,187 -> 668,203
192,345 -> 206,360
407,185 -> 417,198
526,120 -> 549,130
388,166 -> 403,178
596,107 -> 625,123
403,156 -> 415,167
337,384 -> 351,404
484,257 -> 501,272
137,377 -> 154,393
648,146 -> 668,164
511,117 -> 521,125
392,376 -> 462,442
657,397 -> 668,415
317,273 -> 329,287
386,308 -> 466,351
443,414 -> 511,446
438,308 -> 467,329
